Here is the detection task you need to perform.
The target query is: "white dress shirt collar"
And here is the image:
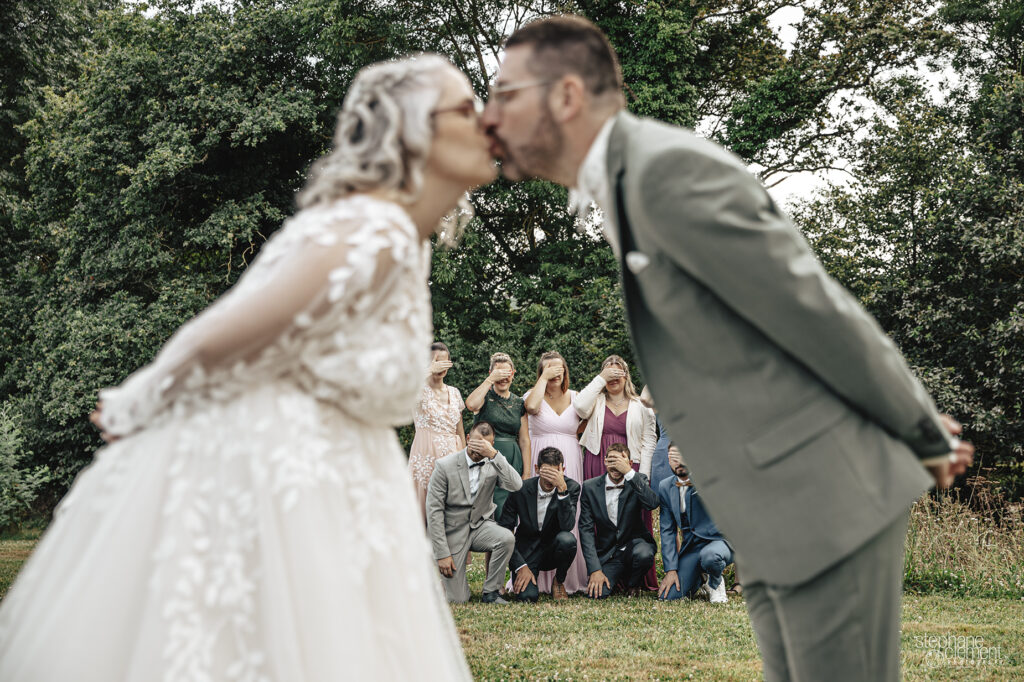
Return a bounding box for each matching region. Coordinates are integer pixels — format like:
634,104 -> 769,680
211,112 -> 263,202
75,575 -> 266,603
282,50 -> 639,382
466,452 -> 484,498
568,115 -> 620,257
603,469 -> 635,526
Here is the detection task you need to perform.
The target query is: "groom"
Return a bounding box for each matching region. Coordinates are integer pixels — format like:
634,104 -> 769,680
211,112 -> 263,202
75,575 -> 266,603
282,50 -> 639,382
482,14 -> 974,680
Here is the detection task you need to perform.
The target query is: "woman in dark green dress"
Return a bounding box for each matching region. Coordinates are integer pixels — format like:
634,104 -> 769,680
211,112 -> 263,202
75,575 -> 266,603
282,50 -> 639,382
465,352 -> 530,520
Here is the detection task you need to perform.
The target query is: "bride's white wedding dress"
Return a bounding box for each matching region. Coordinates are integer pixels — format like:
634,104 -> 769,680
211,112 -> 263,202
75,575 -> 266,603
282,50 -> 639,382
0,195 -> 471,681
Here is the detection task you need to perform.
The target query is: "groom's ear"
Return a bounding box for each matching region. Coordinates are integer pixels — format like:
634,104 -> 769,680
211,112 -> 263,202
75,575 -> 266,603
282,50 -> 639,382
548,74 -> 586,123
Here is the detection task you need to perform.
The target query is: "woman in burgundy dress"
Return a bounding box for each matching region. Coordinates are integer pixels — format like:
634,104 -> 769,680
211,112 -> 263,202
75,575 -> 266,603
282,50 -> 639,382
574,355 -> 658,590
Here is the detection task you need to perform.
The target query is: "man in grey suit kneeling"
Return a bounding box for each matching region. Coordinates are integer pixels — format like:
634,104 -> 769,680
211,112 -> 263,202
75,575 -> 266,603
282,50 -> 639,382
426,420 -> 523,604
483,14 -> 975,680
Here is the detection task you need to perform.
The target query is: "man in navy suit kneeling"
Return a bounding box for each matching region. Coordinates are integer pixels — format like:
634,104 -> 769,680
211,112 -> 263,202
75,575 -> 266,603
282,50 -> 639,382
657,443 -> 733,603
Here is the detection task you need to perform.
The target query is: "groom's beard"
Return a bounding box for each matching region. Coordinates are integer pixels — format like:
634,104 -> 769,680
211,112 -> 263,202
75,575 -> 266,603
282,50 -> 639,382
496,106 -> 563,181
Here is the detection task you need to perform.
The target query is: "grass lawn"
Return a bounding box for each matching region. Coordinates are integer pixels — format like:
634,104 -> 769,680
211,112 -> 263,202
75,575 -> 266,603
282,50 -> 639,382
3,532 -> 1021,680
449,557 -> 1022,680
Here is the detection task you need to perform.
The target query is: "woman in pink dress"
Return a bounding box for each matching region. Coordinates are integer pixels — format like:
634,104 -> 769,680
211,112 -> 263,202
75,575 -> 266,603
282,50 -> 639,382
522,351 -> 588,595
408,342 -> 466,519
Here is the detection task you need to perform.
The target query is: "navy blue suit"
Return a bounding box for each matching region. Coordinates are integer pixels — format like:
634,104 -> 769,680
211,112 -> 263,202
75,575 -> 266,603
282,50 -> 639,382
657,475 -> 733,599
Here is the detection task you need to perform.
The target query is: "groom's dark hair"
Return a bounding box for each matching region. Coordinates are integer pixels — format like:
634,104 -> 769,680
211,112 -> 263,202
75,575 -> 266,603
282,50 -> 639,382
505,15 -> 623,99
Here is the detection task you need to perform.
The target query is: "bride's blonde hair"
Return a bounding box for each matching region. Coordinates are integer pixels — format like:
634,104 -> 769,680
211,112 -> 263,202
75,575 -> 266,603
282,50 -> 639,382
297,54 -> 473,246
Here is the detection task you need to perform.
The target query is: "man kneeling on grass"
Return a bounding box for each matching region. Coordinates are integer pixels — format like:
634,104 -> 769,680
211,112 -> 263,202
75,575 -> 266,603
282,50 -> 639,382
657,443 -> 734,603
579,442 -> 660,598
427,421 -> 523,604
499,446 -> 582,602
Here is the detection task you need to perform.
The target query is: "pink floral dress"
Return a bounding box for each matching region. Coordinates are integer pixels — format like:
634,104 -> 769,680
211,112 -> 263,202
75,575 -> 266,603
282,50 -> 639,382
408,384 -> 465,492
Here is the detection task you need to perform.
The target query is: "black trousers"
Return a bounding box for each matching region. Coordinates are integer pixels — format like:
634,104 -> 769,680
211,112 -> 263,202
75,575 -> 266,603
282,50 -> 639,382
591,538 -> 655,599
514,531 -> 577,602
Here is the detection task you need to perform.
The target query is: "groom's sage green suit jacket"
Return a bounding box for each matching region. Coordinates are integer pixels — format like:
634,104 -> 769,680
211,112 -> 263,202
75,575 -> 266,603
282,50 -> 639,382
605,111 -> 950,586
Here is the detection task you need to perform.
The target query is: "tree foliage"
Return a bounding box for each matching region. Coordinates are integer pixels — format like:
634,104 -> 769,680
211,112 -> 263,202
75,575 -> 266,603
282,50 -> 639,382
793,0 -> 1024,496
3,0 -> 1015,509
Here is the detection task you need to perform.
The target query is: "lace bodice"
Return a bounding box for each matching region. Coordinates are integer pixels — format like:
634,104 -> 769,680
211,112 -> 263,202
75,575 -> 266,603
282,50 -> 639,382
413,384 -> 464,434
99,195 -> 433,435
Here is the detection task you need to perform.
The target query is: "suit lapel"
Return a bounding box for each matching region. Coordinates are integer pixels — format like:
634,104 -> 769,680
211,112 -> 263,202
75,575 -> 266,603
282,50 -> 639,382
670,482 -> 683,528
616,478 -> 631,539
455,451 -> 471,502
524,478 -> 539,530
592,475 -> 612,527
606,113 -> 651,385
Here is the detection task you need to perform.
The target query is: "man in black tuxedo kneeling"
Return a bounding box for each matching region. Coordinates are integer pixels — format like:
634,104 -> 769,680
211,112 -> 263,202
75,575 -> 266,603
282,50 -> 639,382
499,446 -> 581,602
579,442 -> 660,598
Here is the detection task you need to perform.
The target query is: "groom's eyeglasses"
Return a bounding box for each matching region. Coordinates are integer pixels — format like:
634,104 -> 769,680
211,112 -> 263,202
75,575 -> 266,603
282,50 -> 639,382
487,79 -> 553,107
431,98 -> 485,121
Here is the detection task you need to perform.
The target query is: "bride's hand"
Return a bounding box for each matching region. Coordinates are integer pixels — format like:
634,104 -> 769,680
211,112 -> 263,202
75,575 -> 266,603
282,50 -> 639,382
89,401 -> 120,444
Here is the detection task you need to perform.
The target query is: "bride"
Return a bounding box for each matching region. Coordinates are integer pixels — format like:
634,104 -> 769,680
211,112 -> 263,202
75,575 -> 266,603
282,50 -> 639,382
0,54 -> 494,681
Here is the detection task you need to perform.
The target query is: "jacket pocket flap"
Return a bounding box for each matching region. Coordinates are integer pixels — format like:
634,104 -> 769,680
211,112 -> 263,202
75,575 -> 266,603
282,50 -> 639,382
745,397 -> 850,468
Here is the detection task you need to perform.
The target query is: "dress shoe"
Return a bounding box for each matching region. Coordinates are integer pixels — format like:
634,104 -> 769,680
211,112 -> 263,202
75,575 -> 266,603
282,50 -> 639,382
624,586 -> 642,598
480,591 -> 508,604
552,580 -> 569,601
699,573 -> 712,600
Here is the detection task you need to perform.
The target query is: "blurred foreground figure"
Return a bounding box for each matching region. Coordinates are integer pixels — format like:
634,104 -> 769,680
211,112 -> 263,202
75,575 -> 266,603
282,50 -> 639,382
0,54 -> 498,681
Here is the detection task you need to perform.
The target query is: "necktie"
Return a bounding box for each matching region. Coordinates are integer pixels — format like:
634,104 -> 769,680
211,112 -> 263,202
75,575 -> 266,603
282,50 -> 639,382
606,484 -> 624,490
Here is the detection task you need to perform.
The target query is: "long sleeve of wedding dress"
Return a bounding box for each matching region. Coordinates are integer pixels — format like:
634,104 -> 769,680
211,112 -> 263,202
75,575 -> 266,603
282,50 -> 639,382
98,196 -> 427,436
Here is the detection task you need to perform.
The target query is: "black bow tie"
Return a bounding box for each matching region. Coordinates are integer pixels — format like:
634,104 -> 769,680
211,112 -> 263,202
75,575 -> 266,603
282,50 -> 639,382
605,484 -> 624,490
469,461 -> 486,468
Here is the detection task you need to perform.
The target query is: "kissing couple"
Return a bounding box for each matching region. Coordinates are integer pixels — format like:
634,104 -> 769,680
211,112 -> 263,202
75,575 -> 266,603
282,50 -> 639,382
0,13 -> 973,682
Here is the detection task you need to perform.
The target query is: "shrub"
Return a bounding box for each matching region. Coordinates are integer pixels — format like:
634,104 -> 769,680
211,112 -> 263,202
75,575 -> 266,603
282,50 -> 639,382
0,402 -> 51,533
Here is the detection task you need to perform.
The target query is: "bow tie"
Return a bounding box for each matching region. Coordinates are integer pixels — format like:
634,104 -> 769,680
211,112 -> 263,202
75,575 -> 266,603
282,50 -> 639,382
675,480 -> 691,488
606,484 -> 624,490
537,489 -> 556,499
469,461 -> 486,469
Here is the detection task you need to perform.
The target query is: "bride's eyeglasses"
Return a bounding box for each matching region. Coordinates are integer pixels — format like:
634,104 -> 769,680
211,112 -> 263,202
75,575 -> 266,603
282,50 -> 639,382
431,98 -> 485,121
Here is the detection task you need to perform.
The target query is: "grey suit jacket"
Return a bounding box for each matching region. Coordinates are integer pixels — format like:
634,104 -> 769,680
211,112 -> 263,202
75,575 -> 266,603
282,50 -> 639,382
425,449 -> 523,561
605,111 -> 948,585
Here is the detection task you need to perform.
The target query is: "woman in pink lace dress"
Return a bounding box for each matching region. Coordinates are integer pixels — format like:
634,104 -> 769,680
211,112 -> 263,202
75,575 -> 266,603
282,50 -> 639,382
523,351 -> 588,595
409,341 -> 466,519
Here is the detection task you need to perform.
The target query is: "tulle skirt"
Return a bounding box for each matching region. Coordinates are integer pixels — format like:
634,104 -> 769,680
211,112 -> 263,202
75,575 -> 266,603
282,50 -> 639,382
0,382 -> 470,682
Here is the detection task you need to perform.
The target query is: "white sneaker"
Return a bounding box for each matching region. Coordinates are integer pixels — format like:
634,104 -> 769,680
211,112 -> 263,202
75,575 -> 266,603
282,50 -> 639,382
709,578 -> 728,604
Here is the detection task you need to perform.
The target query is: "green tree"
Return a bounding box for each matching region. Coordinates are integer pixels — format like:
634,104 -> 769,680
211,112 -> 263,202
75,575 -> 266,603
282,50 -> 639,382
5,0 -> 976,511
792,2 -> 1024,496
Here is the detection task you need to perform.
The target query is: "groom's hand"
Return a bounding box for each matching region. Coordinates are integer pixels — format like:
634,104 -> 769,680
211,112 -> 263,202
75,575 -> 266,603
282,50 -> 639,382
437,556 -> 456,578
926,415 -> 975,489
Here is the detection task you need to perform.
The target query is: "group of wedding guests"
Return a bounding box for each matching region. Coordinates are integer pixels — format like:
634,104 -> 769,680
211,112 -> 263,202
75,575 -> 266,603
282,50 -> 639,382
410,344 -> 737,603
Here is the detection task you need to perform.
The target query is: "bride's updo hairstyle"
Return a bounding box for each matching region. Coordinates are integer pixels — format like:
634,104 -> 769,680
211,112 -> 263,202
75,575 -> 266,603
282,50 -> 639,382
298,55 -> 471,243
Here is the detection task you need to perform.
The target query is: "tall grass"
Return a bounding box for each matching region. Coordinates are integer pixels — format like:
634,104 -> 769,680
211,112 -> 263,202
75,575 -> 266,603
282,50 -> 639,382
904,479 -> 1024,598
